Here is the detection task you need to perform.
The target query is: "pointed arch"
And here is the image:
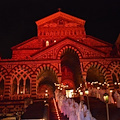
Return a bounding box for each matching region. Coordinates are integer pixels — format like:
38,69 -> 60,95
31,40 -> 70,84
83,62 -> 108,83
108,61 -> 120,88
0,66 -> 8,95
35,63 -> 59,76
57,45 -> 82,59
35,64 -> 59,98
10,64 -> 33,95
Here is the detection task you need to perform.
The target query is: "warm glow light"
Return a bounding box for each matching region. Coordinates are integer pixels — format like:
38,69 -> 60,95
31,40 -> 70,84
91,83 -> 93,85
54,83 -> 60,86
103,93 -> 109,103
104,82 -> 106,84
60,88 -> 62,90
118,83 -> 120,85
99,83 -> 102,85
45,93 -> 48,97
46,40 -> 49,46
80,91 -> 83,95
85,89 -> 89,95
54,40 -> 56,42
45,90 -> 48,92
110,90 -> 113,93
114,82 -> 117,85
66,89 -> 74,98
53,98 -> 60,120
97,87 -> 100,90
78,90 -> 81,92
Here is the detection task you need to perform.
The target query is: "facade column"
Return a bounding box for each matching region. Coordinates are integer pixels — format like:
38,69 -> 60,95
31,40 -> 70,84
17,80 -> 19,94
23,80 -> 26,94
31,74 -> 37,99
59,63 -> 61,74
58,76 -> 62,83
105,71 -> 114,90
83,75 -> 88,88
4,75 -> 11,100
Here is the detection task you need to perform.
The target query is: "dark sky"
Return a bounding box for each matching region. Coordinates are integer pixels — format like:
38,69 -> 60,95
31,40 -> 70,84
0,0 -> 120,58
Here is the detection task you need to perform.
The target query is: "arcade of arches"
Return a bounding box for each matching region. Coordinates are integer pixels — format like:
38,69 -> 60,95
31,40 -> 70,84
0,11 -> 120,100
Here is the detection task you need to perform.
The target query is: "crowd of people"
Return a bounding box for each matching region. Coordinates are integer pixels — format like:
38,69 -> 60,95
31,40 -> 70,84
55,89 -> 96,120
87,87 -> 120,108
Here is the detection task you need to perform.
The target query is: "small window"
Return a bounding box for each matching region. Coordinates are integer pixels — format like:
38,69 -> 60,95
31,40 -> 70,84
46,41 -> 49,46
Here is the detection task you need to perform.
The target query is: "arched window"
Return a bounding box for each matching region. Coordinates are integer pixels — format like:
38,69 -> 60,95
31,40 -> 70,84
0,79 -> 4,95
19,78 -> 23,94
12,78 -> 17,95
112,73 -> 117,83
46,41 -> 49,47
25,78 -> 30,94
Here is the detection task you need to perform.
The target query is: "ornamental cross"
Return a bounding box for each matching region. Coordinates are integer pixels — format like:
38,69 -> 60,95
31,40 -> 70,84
58,8 -> 61,11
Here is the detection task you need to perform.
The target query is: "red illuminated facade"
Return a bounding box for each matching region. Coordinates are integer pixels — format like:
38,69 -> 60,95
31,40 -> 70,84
0,11 -> 120,100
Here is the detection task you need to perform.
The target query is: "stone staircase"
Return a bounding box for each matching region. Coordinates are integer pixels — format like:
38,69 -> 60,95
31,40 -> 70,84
49,98 -> 69,120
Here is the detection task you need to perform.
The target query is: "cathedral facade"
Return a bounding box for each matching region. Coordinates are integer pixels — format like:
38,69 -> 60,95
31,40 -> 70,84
0,11 -> 120,101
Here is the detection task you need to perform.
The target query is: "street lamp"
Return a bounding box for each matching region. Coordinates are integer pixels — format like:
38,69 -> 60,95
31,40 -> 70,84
103,93 -> 109,120
45,89 -> 49,98
80,91 -> 84,101
85,89 -> 90,110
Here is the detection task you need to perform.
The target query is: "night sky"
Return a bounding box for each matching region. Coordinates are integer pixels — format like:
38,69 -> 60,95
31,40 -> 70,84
0,0 -> 120,58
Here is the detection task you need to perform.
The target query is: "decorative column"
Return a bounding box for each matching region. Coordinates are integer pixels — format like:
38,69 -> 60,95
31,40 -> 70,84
58,63 -> 62,83
4,75 -> 11,100
31,74 -> 37,99
17,80 -> 19,94
59,63 -> 61,74
82,71 -> 87,88
58,76 -> 62,83
23,80 -> 26,94
105,71 -> 114,90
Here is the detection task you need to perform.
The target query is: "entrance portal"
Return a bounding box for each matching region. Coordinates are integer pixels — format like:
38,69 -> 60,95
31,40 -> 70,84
60,47 -> 82,89
37,69 -> 57,98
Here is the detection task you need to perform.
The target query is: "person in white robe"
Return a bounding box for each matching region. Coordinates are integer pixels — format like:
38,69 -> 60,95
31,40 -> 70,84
69,111 -> 78,120
84,109 -> 96,120
77,101 -> 85,120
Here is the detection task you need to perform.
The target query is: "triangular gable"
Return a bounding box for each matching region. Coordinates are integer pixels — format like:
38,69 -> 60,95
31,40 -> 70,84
30,37 -> 107,60
86,35 -> 112,47
36,11 -> 86,27
11,37 -> 39,50
115,33 -> 120,45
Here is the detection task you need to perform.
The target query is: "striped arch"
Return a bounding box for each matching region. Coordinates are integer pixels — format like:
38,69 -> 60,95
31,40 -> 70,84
108,61 -> 120,83
0,65 -> 8,78
35,63 -> 59,77
83,62 -> 110,83
35,64 -> 59,94
0,66 -> 8,95
10,64 -> 33,77
9,64 -> 33,95
57,45 -> 82,59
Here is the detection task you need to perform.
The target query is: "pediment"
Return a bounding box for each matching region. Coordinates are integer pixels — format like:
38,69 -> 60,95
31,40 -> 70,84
36,11 -> 85,28
11,37 -> 39,50
31,37 -> 106,60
